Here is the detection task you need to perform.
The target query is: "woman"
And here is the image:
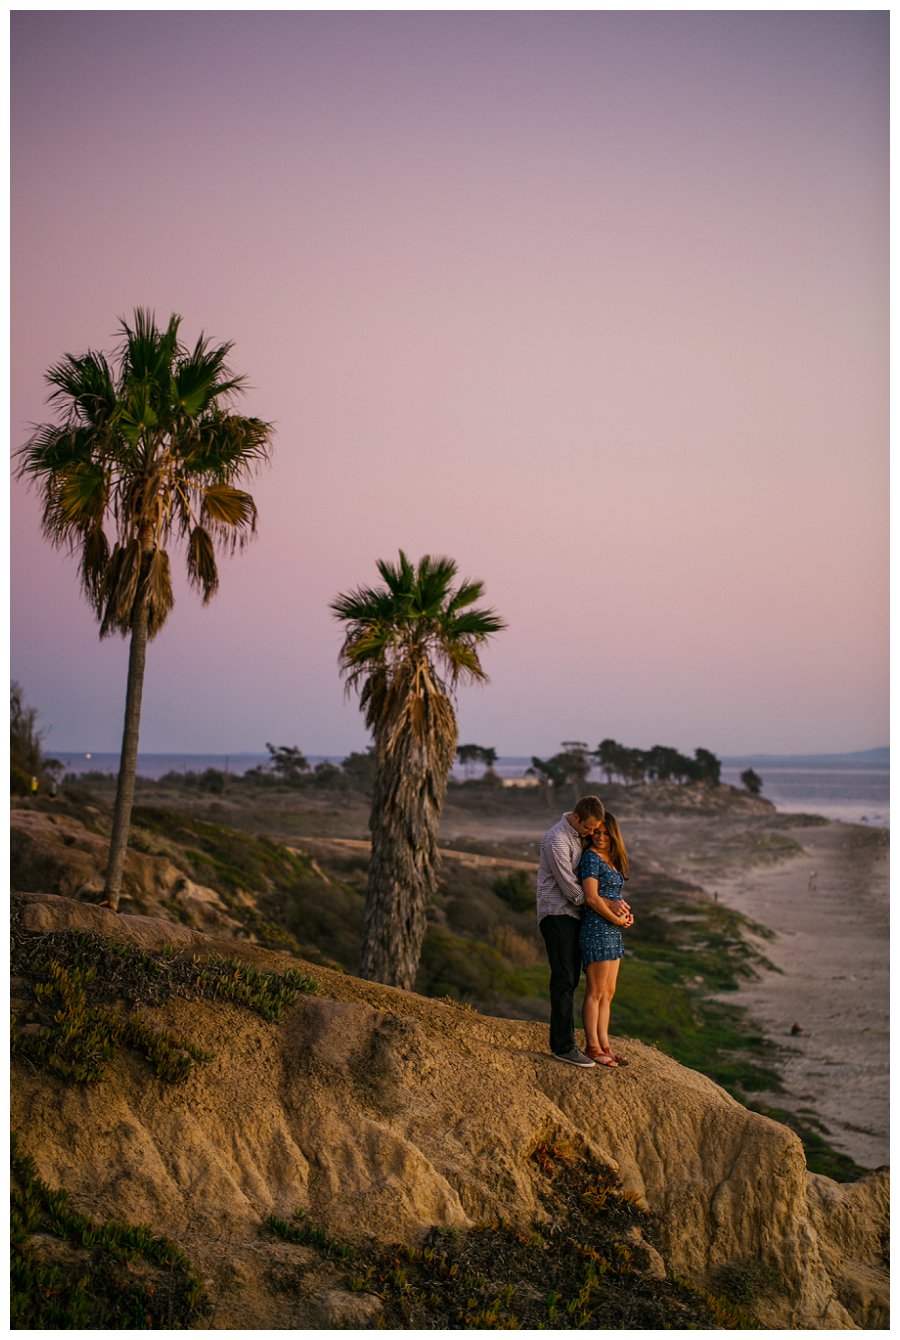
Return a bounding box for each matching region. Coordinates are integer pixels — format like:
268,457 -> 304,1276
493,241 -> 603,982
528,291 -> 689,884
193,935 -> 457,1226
579,813 -> 632,1068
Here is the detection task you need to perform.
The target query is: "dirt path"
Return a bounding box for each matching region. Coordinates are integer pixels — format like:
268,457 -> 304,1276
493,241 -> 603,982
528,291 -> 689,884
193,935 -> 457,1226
292,836 -> 538,872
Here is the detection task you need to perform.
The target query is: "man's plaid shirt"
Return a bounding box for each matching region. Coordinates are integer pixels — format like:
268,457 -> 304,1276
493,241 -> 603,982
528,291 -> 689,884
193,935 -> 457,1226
536,814 -> 585,924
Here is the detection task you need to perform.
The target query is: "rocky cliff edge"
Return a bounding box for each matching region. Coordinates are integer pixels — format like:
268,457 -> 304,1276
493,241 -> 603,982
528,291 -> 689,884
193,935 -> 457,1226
11,892 -> 888,1328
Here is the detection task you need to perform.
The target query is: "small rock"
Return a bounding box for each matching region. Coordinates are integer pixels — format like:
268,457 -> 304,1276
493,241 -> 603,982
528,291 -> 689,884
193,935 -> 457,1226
625,1226 -> 667,1279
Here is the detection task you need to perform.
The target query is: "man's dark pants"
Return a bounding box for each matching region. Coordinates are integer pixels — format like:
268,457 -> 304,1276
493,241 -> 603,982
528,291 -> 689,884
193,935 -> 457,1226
539,914 -> 583,1055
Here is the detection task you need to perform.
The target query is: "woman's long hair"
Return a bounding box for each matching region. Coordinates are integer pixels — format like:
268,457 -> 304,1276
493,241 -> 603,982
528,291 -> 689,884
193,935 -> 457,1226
591,811 -> 629,878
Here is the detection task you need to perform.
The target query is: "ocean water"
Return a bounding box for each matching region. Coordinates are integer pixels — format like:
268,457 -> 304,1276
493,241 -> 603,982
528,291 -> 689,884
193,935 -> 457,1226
718,760 -> 889,828
56,751 -> 889,828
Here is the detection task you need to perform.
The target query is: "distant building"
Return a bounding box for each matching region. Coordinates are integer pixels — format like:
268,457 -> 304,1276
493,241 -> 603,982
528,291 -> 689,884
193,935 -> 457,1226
501,776 -> 540,789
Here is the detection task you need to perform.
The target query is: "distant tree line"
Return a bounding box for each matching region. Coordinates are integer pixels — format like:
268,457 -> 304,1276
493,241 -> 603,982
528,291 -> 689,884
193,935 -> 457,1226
529,738 -> 723,791
49,737 -> 758,800
142,744 -> 379,795
59,739 -> 509,796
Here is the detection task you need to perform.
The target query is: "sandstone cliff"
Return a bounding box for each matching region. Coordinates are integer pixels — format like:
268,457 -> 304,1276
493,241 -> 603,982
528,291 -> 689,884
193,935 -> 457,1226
11,891 -> 887,1329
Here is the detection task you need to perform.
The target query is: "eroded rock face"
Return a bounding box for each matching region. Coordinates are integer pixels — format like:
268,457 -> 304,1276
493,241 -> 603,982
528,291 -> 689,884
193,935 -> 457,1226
11,809 -> 249,936
11,893 -> 888,1329
807,1171 -> 890,1329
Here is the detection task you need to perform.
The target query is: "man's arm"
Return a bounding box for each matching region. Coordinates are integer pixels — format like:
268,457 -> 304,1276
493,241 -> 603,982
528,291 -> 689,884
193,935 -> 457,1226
582,879 -> 632,923
544,829 -> 584,904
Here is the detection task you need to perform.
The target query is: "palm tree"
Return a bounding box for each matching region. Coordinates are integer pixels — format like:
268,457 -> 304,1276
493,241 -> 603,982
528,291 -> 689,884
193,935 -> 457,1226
331,551 -> 505,988
16,309 -> 273,908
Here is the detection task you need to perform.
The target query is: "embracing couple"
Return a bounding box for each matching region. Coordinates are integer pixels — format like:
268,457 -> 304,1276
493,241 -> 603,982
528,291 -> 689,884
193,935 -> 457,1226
536,795 -> 632,1069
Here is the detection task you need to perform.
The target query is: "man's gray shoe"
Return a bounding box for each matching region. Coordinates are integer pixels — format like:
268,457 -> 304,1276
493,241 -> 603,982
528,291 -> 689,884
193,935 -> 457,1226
551,1046 -> 596,1067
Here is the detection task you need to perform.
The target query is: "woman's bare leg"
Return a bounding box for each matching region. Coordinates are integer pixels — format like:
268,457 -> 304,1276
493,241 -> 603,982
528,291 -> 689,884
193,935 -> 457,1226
594,959 -> 620,1052
582,962 -> 601,1049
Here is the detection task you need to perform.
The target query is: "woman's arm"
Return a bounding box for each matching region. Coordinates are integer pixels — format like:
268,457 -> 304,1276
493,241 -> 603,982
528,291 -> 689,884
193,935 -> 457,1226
582,878 -> 633,925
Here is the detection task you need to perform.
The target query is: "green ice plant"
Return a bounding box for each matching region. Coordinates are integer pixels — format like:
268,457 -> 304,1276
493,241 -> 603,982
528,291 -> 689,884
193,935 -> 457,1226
11,1133 -> 208,1327
16,310 -> 274,908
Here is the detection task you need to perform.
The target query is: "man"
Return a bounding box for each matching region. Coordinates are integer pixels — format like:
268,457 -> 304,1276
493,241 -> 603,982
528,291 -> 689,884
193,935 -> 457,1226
537,795 -> 629,1066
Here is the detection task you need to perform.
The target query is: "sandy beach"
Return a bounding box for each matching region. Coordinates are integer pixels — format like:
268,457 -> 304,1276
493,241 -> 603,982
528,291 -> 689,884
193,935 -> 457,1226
711,820 -> 889,1169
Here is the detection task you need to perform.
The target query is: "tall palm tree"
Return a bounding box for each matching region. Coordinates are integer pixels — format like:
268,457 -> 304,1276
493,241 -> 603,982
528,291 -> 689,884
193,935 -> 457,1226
331,551 -> 505,988
17,309 -> 273,908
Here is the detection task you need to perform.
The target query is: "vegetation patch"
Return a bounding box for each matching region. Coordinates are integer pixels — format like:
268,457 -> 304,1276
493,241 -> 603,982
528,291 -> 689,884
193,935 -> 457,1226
610,893 -> 783,1092
11,1134 -> 209,1328
265,1209 -> 351,1261
268,1140 -> 758,1329
12,958 -> 213,1084
131,805 -> 365,963
11,902 -> 318,1085
491,868 -> 534,913
131,805 -> 313,894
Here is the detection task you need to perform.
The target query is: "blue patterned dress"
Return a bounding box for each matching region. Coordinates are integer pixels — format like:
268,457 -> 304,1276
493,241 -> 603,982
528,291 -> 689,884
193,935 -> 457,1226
578,850 -> 626,965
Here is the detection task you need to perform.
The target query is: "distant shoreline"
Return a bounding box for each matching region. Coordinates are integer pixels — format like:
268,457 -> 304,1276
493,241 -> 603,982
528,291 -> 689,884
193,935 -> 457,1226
50,751 -> 890,829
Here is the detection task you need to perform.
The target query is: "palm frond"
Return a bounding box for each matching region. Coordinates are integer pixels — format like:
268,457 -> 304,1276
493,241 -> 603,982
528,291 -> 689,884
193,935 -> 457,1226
16,424 -> 92,480
339,623 -> 394,671
441,641 -> 490,686
119,309 -> 182,384
376,550 -> 416,599
78,525 -> 110,610
187,526 -> 220,603
445,578 -> 486,615
182,412 -> 273,478
329,585 -> 393,625
173,334 -> 245,415
116,382 -> 161,446
23,451 -> 108,551
45,351 -> 118,426
55,462 -> 108,530
145,549 -> 174,637
99,540 -> 142,638
200,485 -> 258,547
448,608 -> 507,638
415,552 -> 457,599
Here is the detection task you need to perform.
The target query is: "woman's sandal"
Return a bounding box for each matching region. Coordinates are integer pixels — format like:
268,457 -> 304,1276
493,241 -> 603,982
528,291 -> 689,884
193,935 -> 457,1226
585,1046 -> 618,1068
603,1048 -> 629,1067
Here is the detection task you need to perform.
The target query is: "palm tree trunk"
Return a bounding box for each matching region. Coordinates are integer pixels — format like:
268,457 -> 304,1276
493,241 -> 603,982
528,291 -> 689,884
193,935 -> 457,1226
360,845 -> 432,990
360,720 -> 456,989
103,602 -> 150,910
360,760 -> 434,989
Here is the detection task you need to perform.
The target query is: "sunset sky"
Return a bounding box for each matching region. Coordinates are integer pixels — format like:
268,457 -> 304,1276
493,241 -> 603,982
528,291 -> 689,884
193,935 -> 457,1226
10,10 -> 888,759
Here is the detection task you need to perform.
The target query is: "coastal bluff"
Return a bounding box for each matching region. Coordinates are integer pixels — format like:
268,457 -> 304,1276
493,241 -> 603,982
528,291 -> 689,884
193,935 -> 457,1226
12,891 -> 887,1329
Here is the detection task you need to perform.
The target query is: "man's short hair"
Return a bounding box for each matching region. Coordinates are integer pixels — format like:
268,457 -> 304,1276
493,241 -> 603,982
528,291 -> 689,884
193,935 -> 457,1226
573,795 -> 605,821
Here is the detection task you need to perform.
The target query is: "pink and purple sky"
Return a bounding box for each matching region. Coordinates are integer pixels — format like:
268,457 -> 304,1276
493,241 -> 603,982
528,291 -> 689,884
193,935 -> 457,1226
10,10 -> 888,758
